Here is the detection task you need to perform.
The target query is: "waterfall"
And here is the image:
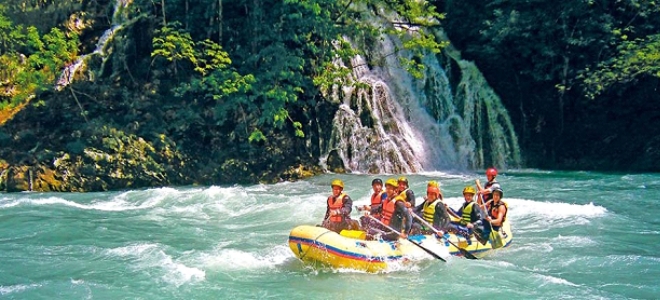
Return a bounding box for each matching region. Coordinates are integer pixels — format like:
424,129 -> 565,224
56,0 -> 132,90
320,32 -> 521,173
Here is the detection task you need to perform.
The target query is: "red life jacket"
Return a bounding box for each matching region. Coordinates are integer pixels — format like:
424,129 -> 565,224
327,193 -> 346,223
381,196 -> 403,226
370,191 -> 384,217
488,200 -> 508,230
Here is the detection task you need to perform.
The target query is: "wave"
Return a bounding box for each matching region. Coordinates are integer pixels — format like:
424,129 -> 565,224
105,243 -> 205,286
535,274 -> 580,287
198,244 -> 292,271
0,187 -> 179,211
417,171 -> 473,179
551,235 -> 597,247
0,284 -> 41,296
502,198 -> 607,219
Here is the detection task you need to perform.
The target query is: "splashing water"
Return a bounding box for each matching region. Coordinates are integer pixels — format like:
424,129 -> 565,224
1,172 -> 659,299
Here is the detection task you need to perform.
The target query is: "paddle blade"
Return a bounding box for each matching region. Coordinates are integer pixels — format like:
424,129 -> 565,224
460,248 -> 478,260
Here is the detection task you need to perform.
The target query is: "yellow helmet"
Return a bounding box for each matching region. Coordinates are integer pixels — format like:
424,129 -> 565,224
462,186 -> 476,195
385,178 -> 398,188
427,180 -> 439,188
331,179 -> 344,189
398,176 -> 408,184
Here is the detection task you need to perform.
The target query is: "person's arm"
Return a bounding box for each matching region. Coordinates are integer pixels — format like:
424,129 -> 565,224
475,179 -> 486,205
369,203 -> 381,215
490,205 -> 506,227
412,202 -> 424,216
340,196 -> 353,216
468,204 -> 484,228
397,201 -> 413,235
433,203 -> 450,231
406,190 -> 415,207
447,204 -> 461,219
475,179 -> 485,193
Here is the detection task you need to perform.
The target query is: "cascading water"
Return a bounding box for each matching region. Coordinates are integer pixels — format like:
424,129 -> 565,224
320,30 -> 521,173
56,0 -> 132,90
320,52 -> 425,174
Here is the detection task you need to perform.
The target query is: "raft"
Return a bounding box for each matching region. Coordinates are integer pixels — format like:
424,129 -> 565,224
288,220 -> 513,272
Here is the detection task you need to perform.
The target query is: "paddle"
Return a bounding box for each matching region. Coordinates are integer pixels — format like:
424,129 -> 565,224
478,194 -> 505,249
366,215 -> 446,262
411,213 -> 478,260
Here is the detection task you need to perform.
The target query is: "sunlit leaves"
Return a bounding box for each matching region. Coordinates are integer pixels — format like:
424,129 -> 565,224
579,34 -> 660,99
0,5 -> 78,107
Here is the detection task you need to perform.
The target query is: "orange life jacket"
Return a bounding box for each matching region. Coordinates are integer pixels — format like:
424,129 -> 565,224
381,196 -> 403,226
488,200 -> 508,230
327,193 -> 346,223
371,191 -> 384,206
370,191 -> 384,217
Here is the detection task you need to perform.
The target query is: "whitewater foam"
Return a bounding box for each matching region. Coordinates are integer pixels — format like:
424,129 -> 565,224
551,235 -> 597,247
0,284 -> 41,296
535,274 -> 580,287
0,187 -> 178,211
199,244 -> 292,271
105,243 -> 205,286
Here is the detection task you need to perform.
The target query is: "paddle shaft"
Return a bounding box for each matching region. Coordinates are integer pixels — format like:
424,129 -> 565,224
366,215 -> 446,262
411,212 -> 478,260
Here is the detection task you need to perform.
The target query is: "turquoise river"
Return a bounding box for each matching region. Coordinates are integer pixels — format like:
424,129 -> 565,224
1,170 -> 658,299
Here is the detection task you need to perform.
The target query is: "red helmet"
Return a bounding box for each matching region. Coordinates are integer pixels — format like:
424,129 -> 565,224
486,168 -> 498,177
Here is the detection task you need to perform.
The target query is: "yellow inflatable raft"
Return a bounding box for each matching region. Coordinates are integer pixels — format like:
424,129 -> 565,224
288,220 -> 512,272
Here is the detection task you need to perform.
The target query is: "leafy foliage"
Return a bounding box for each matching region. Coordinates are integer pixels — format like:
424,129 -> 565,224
0,4 -> 78,110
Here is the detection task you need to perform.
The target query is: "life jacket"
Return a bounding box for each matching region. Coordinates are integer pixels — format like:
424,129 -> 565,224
398,188 -> 409,202
422,199 -> 442,224
482,180 -> 499,202
381,196 -> 403,226
488,200 -> 508,230
327,193 -> 346,223
460,201 -> 476,226
370,191 -> 385,217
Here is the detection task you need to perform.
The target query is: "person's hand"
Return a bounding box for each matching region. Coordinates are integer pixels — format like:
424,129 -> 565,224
400,233 -> 408,239
475,179 -> 481,185
405,202 -> 411,208
362,205 -> 370,211
467,222 -> 474,229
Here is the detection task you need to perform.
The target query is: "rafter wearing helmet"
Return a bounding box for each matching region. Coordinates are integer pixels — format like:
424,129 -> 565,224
322,179 -> 354,233
410,182 -> 451,235
475,167 -> 502,206
396,176 -> 416,207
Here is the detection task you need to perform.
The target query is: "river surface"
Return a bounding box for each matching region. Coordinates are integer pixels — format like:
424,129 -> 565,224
1,170 -> 658,299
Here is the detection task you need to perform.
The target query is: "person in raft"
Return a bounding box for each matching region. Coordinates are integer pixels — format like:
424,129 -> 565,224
370,178 -> 412,241
322,179 -> 355,233
359,178 -> 388,232
485,187 -> 507,230
447,186 -> 488,244
411,182 -> 451,235
397,176 -> 416,207
476,167 -> 501,206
